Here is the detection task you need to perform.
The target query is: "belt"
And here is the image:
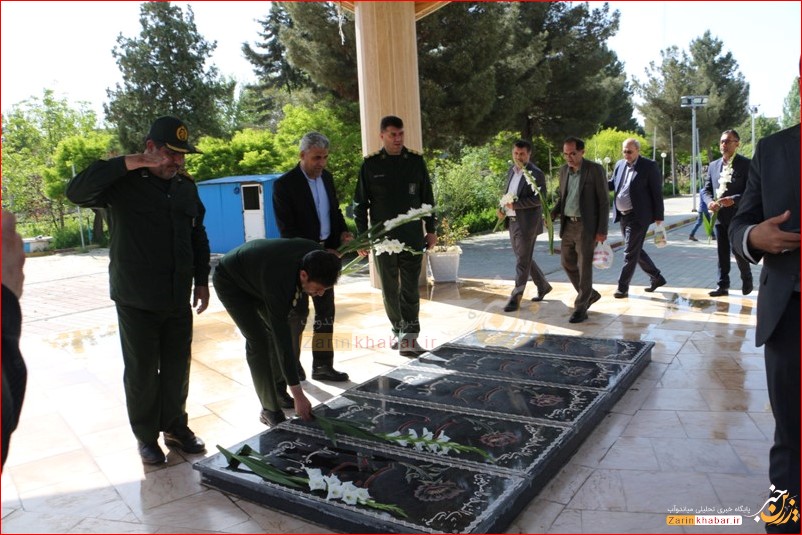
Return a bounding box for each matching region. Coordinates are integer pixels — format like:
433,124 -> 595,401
318,241 -> 326,246
619,209 -> 633,216
567,216 -> 581,222
508,216 -> 517,222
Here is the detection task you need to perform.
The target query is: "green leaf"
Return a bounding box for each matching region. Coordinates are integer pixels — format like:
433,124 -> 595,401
216,445 -> 306,488
315,415 -> 381,445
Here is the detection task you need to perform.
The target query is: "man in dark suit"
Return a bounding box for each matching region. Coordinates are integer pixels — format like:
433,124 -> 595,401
498,139 -> 552,312
551,137 -> 608,324
609,138 -> 666,298
273,132 -> 353,384
701,129 -> 753,296
730,123 -> 800,533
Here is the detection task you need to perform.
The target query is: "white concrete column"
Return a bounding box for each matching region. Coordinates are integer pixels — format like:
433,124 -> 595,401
354,2 -> 423,154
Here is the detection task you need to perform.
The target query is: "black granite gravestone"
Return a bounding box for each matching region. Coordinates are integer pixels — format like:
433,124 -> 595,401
195,330 -> 652,533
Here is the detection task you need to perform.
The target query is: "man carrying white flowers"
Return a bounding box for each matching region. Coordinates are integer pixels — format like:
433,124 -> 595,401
701,129 -> 753,297
353,116 -> 436,357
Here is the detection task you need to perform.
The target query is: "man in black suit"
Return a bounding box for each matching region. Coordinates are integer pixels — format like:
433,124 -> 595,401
730,123 -> 800,533
273,132 -> 353,384
701,129 -> 753,296
551,137 -> 608,324
609,138 -> 666,298
498,139 -> 552,312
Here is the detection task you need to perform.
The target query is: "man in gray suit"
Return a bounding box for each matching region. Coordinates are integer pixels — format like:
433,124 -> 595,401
499,139 -> 552,312
551,137 -> 608,323
730,123 -> 800,533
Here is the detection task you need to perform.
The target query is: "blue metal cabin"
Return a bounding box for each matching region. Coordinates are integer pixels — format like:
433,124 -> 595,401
196,174 -> 282,254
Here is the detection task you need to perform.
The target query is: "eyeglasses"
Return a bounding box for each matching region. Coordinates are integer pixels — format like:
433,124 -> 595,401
622,149 -> 635,154
720,139 -> 738,145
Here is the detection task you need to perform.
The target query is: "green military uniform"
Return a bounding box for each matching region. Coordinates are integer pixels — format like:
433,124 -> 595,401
212,238 -> 322,412
353,147 -> 436,344
66,156 -> 210,444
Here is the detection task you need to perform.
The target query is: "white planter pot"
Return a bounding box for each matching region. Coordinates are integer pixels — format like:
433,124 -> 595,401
427,250 -> 461,282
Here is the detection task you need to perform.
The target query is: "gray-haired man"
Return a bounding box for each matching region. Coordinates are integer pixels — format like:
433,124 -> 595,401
272,132 -> 353,388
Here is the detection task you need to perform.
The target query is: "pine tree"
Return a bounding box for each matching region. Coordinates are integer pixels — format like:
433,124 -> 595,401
104,2 -> 235,152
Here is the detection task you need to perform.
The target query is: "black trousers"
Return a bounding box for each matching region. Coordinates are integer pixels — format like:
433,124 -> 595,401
617,214 -> 661,291
374,251 -> 422,343
116,303 -> 193,443
714,221 -> 752,288
213,267 -> 307,412
309,289 -> 336,369
764,292 -> 800,534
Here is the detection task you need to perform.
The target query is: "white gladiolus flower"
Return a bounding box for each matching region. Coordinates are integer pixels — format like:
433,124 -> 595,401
383,204 -> 434,230
499,192 -> 517,208
324,475 -> 344,501
355,487 -> 372,504
373,238 -> 406,255
305,468 -> 327,491
340,481 -> 361,505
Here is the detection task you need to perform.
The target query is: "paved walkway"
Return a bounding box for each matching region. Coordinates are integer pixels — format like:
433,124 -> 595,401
2,194 -> 772,534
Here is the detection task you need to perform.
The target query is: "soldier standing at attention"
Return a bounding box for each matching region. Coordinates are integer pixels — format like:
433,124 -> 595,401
67,116 -> 210,465
353,116 -> 436,356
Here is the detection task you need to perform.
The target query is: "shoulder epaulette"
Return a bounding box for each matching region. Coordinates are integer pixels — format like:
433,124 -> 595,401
364,149 -> 382,159
178,169 -> 196,182
405,148 -> 423,156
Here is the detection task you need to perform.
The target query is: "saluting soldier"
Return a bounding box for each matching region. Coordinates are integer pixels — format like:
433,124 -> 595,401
66,116 -> 210,465
353,115 -> 436,356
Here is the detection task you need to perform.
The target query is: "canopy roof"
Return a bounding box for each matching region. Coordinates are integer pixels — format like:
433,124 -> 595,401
338,1 -> 449,21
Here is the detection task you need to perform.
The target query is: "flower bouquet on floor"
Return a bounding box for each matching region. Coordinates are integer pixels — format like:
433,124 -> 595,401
337,204 -> 435,276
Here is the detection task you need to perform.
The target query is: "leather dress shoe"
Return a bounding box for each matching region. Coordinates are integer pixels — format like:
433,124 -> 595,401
138,441 -> 166,465
312,365 -> 349,382
742,279 -> 754,295
279,389 -> 295,409
163,426 -> 205,454
645,275 -> 667,292
688,235 -> 698,242
297,363 -> 306,381
568,309 -> 588,323
398,339 -> 427,357
589,290 -> 601,306
531,286 -> 553,302
503,298 -> 520,312
259,408 -> 287,427
709,287 -> 729,297
614,289 -> 628,299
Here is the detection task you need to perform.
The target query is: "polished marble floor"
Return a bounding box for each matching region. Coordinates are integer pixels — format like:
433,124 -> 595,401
1,245 -> 775,533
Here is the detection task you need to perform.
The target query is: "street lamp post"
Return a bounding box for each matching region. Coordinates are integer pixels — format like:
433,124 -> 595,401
749,104 -> 759,156
681,95 -> 709,210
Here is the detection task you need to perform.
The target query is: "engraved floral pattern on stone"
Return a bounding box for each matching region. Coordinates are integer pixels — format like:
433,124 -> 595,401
479,431 -> 519,448
528,393 -> 563,407
413,479 -> 465,502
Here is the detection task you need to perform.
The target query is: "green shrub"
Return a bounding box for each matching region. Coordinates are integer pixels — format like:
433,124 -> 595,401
455,207 -> 497,233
